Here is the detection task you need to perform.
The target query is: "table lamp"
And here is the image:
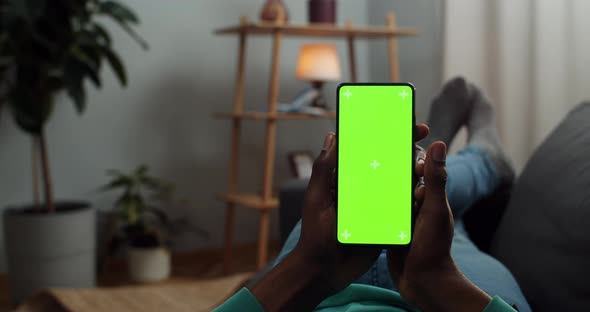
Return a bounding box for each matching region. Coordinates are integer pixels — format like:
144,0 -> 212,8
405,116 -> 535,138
296,44 -> 341,108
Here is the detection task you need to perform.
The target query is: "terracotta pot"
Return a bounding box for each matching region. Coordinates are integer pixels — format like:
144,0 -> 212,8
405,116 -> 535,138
260,0 -> 289,22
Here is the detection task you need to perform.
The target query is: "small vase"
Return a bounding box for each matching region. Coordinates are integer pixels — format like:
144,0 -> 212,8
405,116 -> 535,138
260,0 -> 289,23
309,0 -> 336,24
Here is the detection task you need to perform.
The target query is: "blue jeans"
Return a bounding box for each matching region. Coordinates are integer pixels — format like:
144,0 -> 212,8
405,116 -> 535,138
273,146 -> 531,311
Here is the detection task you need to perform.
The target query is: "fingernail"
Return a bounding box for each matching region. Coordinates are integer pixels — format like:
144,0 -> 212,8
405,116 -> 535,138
322,132 -> 336,151
432,142 -> 447,163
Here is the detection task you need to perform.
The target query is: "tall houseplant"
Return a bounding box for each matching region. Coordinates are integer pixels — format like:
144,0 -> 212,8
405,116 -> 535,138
0,0 -> 147,302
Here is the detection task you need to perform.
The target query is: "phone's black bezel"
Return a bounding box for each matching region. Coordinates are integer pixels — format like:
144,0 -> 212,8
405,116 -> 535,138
335,82 -> 416,247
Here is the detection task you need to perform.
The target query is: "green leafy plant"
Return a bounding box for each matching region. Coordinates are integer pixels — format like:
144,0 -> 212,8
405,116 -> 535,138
101,165 -> 208,251
0,0 -> 147,212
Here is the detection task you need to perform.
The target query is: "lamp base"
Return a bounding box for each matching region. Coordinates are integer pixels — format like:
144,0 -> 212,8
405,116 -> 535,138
311,81 -> 329,109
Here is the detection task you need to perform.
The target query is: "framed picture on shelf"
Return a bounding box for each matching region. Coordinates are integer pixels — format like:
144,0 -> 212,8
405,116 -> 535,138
288,151 -> 314,179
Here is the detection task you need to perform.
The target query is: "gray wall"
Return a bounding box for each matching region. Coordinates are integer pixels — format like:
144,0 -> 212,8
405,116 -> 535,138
0,0 -> 369,272
0,0 -> 443,272
368,0 -> 445,122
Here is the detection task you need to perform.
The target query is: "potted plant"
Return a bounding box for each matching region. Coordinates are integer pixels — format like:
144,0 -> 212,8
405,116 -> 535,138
101,165 -> 207,283
0,0 -> 146,302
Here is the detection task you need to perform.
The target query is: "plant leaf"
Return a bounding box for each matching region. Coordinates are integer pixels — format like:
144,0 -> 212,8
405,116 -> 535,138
117,193 -> 144,225
25,0 -> 46,19
46,75 -> 64,92
4,0 -> 45,21
8,83 -> 53,134
70,47 -> 101,87
140,175 -> 164,189
99,47 -> 127,86
12,107 -> 42,134
63,61 -> 86,114
117,22 -> 149,50
79,44 -> 103,73
97,2 -> 148,50
85,68 -> 101,87
66,81 -> 86,114
92,23 -> 112,46
99,1 -> 139,24
144,206 -> 169,224
64,51 -> 102,113
100,176 -> 132,191
135,164 -> 148,176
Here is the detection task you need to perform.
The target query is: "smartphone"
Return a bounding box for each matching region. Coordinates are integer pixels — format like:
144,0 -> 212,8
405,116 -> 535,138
336,83 -> 415,245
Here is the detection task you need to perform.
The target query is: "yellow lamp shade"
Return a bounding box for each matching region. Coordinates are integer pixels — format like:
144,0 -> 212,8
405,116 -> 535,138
296,44 -> 342,81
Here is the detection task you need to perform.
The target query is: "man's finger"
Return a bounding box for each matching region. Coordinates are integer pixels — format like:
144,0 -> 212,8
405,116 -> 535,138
419,142 -> 455,250
307,132 -> 337,200
415,124 -> 430,142
414,184 -> 425,207
415,158 -> 425,177
422,142 -> 449,213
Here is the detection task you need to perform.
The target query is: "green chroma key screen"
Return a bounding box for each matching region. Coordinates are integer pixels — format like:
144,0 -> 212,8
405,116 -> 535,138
337,83 -> 414,245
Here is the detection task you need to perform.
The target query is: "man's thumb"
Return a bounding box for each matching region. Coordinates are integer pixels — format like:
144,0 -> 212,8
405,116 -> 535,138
423,142 -> 448,206
307,132 -> 336,195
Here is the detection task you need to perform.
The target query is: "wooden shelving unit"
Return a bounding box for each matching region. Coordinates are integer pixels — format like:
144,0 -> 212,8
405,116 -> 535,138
215,12 -> 416,274
215,21 -> 417,38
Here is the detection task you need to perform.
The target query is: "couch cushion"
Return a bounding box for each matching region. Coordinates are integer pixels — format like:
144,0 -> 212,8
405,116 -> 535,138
491,102 -> 590,311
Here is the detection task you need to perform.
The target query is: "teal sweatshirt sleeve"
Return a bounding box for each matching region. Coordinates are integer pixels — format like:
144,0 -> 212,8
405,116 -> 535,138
213,288 -> 265,312
213,287 -> 516,312
482,296 -> 518,312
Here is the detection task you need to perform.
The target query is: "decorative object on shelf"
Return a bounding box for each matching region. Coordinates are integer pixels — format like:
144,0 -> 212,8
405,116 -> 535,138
288,151 -> 315,179
296,44 -> 342,109
260,0 -> 289,23
308,0 -> 337,24
0,0 -> 146,302
278,87 -> 328,115
101,165 -> 208,283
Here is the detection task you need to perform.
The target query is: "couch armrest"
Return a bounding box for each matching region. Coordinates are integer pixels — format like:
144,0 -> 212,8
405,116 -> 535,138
278,179 -> 309,245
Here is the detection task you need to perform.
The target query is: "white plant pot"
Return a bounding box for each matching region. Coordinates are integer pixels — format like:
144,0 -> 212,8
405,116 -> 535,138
127,246 -> 171,283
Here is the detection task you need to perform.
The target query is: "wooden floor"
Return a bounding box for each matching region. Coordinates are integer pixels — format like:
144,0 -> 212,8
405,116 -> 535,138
0,242 -> 280,311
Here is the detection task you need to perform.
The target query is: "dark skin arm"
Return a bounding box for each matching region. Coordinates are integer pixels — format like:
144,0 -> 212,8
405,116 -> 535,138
249,248 -> 333,312
250,125 -> 492,312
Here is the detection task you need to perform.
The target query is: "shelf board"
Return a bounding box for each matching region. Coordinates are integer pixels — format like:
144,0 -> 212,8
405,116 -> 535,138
215,22 -> 417,39
217,193 -> 279,210
213,111 -> 336,120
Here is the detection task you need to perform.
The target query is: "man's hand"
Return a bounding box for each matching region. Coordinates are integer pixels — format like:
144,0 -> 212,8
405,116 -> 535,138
295,124 -> 431,292
293,131 -> 381,292
387,141 -> 492,312
251,125 -> 430,312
